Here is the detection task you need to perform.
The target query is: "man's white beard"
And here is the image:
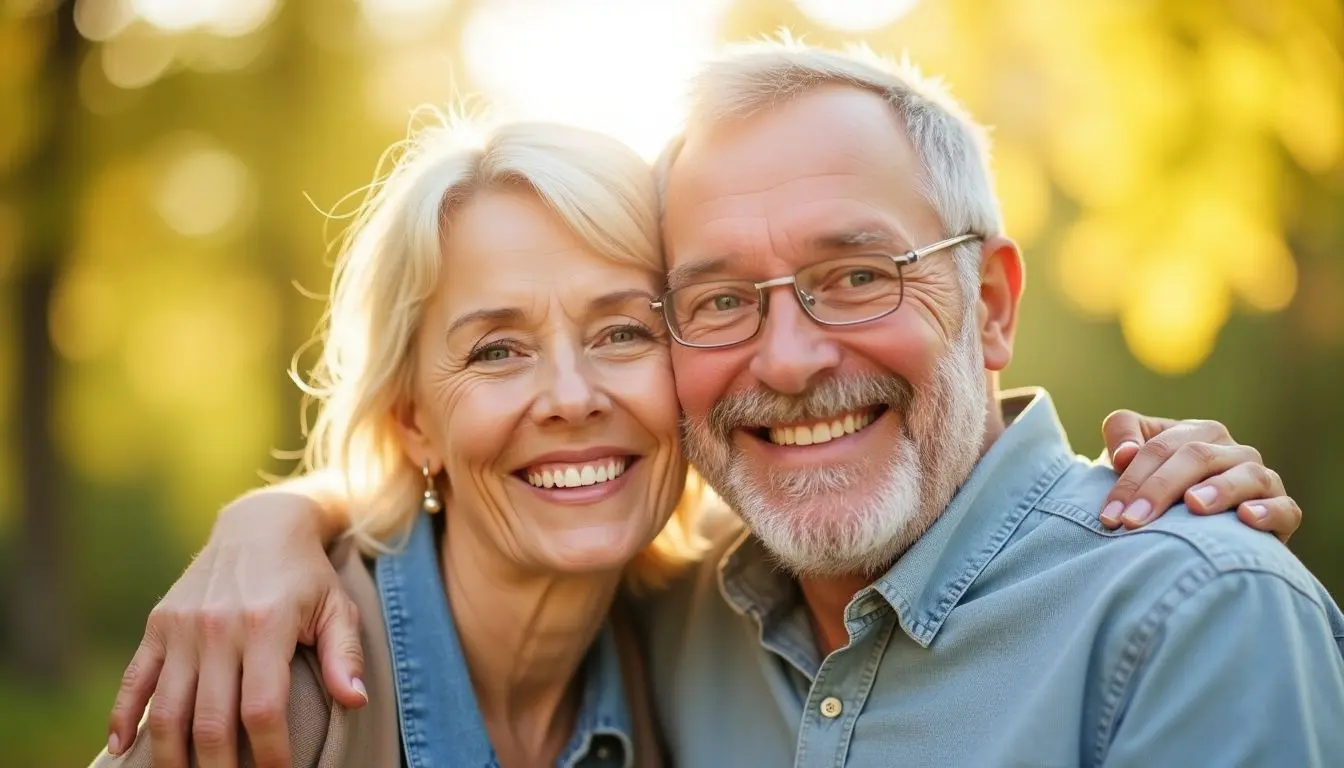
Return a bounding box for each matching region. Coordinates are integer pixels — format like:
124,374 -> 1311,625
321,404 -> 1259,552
682,318 -> 988,578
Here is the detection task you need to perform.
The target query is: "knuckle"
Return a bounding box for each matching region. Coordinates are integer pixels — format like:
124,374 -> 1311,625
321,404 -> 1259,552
196,608 -> 235,641
192,711 -> 232,750
117,658 -> 146,696
339,636 -> 366,666
1109,474 -> 1142,499
1235,443 -> 1264,466
1248,463 -> 1279,495
1189,418 -> 1230,440
1175,441 -> 1219,466
240,697 -> 286,731
243,603 -> 283,633
146,604 -> 182,634
147,700 -> 183,736
1141,433 -> 1181,462
1140,472 -> 1177,501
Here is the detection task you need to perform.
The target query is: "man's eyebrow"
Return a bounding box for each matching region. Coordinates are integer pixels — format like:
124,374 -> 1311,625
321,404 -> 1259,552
810,227 -> 909,251
665,257 -> 731,291
446,307 -> 525,340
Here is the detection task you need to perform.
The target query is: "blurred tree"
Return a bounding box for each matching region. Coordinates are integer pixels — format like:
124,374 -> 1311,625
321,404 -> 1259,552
6,0 -> 80,685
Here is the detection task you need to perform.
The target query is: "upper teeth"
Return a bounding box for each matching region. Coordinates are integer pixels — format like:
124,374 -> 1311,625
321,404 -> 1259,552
527,458 -> 627,489
768,410 -> 876,446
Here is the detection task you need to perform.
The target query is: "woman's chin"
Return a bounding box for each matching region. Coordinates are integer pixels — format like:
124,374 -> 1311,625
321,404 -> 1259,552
530,523 -> 650,575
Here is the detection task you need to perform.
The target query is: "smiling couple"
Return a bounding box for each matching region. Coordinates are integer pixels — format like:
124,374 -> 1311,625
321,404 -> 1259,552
95,39 -> 1343,768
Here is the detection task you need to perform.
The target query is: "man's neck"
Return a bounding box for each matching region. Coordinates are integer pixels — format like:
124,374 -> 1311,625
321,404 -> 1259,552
800,402 -> 1009,658
441,514 -> 622,767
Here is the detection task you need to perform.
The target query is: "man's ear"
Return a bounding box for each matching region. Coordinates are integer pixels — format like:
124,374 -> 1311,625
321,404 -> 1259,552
977,235 -> 1025,372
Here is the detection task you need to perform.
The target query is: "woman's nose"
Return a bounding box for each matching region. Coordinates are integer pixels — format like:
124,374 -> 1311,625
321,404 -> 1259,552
531,349 -> 613,425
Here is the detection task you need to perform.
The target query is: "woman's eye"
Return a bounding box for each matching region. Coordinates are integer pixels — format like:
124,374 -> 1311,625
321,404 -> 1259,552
470,345 -> 515,363
601,323 -> 654,346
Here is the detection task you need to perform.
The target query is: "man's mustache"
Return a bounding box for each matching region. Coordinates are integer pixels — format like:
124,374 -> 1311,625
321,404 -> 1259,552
705,373 -> 916,440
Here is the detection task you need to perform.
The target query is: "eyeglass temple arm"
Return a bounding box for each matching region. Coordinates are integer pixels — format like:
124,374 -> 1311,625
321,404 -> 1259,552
904,233 -> 982,263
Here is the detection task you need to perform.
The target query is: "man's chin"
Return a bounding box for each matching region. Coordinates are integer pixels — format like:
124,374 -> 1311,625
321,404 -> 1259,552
736,488 -> 925,578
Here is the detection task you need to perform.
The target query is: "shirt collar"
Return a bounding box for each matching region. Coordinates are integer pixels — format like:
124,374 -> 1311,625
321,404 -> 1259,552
377,513 -> 634,768
718,388 -> 1076,651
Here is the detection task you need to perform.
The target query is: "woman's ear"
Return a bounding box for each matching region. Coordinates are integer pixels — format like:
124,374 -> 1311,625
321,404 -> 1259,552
394,398 -> 441,475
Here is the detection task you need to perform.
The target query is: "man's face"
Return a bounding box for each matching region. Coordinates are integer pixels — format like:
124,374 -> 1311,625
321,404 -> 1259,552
663,85 -> 1005,577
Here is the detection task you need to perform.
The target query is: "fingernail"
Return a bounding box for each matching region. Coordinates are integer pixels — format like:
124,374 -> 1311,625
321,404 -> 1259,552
1190,485 -> 1218,507
1247,504 -> 1268,520
108,733 -> 122,756
1100,500 -> 1124,525
352,677 -> 368,701
1114,441 -> 1140,457
1121,499 -> 1153,526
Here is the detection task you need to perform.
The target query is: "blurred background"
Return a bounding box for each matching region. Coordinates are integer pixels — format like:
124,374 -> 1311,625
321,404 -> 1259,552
1,0 -> 1341,762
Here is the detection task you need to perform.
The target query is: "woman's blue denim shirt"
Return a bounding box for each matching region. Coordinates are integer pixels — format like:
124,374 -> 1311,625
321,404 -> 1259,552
374,512 -> 634,768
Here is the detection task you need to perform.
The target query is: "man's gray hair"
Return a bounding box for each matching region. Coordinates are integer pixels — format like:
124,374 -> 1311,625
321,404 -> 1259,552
656,36 -> 1004,300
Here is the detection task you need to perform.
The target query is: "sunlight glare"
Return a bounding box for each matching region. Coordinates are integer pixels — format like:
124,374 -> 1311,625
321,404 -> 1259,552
132,0 -> 276,37
461,0 -> 731,160
792,0 -> 919,33
74,0 -> 135,42
359,0 -> 452,41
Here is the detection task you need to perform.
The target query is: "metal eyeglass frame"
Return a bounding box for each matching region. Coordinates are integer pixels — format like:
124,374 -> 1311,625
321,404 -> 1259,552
650,232 -> 982,349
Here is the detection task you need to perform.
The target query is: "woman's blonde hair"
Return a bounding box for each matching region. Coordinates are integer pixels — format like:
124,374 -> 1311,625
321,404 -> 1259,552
297,112 -> 706,590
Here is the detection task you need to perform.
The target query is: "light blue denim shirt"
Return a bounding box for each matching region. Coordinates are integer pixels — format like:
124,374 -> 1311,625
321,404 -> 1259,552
375,513 -> 634,768
644,389 -> 1344,767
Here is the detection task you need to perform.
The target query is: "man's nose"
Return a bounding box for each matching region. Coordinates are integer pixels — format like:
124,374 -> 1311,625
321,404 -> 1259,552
748,286 -> 842,395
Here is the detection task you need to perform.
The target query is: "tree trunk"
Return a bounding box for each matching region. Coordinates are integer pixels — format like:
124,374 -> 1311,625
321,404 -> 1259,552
6,0 -> 81,686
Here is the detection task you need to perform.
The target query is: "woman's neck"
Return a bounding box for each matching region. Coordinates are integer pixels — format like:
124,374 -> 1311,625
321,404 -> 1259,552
440,515 -> 622,768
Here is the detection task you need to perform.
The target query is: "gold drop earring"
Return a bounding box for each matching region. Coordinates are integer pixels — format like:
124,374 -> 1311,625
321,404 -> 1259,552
421,462 -> 442,514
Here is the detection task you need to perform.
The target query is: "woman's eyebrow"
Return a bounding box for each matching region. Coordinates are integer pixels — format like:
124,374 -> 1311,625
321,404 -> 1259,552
446,307 -> 525,341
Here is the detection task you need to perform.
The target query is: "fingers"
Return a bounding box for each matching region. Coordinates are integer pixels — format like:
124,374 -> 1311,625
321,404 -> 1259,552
147,650 -> 199,768
108,628 -> 167,756
239,615 -> 297,768
192,614 -> 242,768
1101,410 -> 1179,471
1235,497 -> 1302,543
1183,461 -> 1285,515
1100,435 -> 1252,529
314,594 -> 369,709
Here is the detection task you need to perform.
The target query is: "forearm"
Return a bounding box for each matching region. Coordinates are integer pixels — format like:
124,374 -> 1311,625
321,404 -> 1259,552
222,469 -> 353,545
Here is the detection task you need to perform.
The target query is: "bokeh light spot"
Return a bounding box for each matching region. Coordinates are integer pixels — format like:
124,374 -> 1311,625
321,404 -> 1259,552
49,262 -> 121,362
154,139 -> 254,238
1120,256 -> 1230,375
100,23 -> 176,89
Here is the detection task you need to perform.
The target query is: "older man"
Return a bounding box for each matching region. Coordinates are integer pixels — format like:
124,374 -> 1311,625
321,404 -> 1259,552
106,42 -> 1338,768
643,43 -> 1344,765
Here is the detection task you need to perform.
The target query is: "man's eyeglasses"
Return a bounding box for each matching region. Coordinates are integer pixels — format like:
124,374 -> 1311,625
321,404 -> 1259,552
651,233 -> 982,349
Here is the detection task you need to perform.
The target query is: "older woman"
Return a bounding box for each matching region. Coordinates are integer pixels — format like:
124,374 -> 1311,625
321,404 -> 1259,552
97,113 -> 1302,768
97,118 -> 698,767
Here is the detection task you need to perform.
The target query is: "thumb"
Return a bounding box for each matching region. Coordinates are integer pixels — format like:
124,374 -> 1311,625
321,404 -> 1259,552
1101,409 -> 1176,471
313,594 -> 368,709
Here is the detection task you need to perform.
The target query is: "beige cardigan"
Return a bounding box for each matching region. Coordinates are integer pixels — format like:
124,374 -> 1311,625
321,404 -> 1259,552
91,542 -> 663,768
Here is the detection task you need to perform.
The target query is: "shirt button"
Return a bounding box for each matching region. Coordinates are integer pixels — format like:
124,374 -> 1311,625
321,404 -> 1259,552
819,696 -> 843,718
595,745 -> 611,760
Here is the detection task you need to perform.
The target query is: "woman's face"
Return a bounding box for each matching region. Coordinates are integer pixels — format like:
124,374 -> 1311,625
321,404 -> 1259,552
400,188 -> 685,574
